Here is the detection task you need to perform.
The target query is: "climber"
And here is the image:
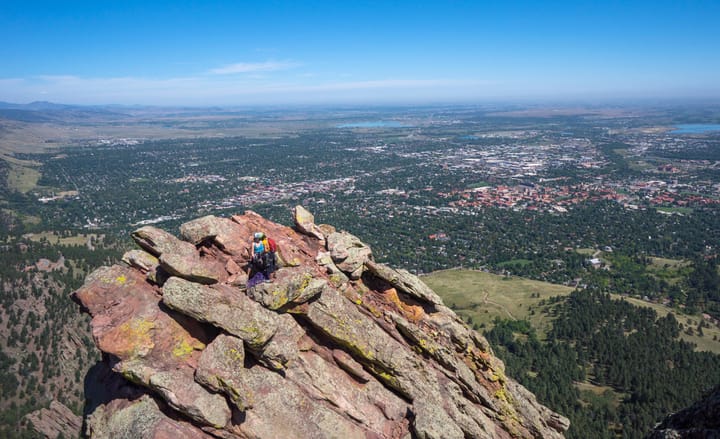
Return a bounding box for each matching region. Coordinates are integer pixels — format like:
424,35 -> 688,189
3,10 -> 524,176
247,232 -> 277,283
259,231 -> 278,280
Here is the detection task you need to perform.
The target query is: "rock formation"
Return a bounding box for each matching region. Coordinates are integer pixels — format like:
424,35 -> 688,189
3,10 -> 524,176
74,208 -> 569,439
23,400 -> 82,439
646,385 -> 720,439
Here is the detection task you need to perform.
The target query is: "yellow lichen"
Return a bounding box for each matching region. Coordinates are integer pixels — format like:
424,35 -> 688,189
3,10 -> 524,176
297,273 -> 312,292
491,369 -> 507,385
115,318 -> 155,357
329,273 -> 346,286
227,348 -> 244,363
417,337 -> 438,355
173,338 -> 204,358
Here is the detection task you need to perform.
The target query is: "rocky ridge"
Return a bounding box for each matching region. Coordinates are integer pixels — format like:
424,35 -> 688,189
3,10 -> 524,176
73,207 -> 569,439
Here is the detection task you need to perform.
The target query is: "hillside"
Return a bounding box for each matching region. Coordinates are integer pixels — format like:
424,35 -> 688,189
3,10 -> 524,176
0,225 -> 123,438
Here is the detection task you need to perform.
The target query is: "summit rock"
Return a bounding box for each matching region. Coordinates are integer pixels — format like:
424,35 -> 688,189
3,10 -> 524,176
74,208 -> 569,439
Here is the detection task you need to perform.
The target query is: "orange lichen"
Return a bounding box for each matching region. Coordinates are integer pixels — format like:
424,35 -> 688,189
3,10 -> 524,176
382,288 -> 425,322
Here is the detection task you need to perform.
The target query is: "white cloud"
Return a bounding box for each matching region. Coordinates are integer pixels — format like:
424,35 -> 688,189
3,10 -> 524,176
0,74 -> 501,105
209,61 -> 300,75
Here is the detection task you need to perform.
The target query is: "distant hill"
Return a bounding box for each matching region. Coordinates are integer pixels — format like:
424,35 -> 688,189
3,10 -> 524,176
0,101 -> 130,122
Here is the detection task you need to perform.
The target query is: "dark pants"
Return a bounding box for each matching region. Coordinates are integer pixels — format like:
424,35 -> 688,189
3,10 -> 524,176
251,252 -> 276,278
265,252 -> 276,276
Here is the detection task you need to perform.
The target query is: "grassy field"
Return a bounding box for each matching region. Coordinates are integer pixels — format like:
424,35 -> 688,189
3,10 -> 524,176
648,256 -> 689,270
646,256 -> 690,285
423,269 -> 720,353
575,248 -> 596,255
23,231 -> 98,246
422,269 -> 574,337
4,158 -> 42,193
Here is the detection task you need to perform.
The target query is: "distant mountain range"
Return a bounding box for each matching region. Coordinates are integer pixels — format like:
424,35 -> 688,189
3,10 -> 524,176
0,101 -> 86,111
0,101 -> 133,122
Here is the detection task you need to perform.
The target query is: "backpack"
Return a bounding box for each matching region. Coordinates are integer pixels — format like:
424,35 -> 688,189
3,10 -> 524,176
266,237 -> 277,252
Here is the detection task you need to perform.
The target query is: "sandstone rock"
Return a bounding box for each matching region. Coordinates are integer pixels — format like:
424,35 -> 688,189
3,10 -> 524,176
76,211 -> 569,439
304,283 -> 424,399
162,277 -> 301,369
195,333 -> 254,410
317,250 -> 350,286
247,267 -> 326,309
286,349 -> 408,435
159,251 -> 225,285
179,215 -> 253,261
230,210 -> 320,268
132,225 -> 226,284
148,369 -> 231,428
332,348 -> 373,383
237,363 -> 376,439
411,399 -> 465,439
365,260 -> 444,306
132,226 -> 188,257
85,394 -> 216,439
318,223 -> 336,236
327,231 -> 373,279
24,400 -> 82,439
73,265 -> 210,376
162,277 -> 276,348
121,249 -> 159,273
293,204 -> 325,241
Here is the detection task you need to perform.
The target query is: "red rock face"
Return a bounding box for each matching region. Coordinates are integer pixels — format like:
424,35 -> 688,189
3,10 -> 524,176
74,208 -> 570,439
75,264 -> 211,373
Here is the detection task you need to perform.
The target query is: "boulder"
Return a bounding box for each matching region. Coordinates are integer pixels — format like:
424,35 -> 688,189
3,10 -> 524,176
195,334 -> 254,410
132,225 -> 226,284
293,205 -> 325,241
327,231 -> 373,279
148,369 -> 231,428
365,260 -> 444,306
247,267 -> 326,310
121,249 -> 159,273
179,215 -> 250,258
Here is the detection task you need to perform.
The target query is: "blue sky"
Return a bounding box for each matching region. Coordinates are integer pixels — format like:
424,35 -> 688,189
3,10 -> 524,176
1,0 -> 718,105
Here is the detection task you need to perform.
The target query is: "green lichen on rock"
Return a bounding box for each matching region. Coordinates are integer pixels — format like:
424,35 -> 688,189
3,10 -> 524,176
172,337 -> 204,359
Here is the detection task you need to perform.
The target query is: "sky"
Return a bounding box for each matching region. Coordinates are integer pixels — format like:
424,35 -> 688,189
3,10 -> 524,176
1,0 -> 719,106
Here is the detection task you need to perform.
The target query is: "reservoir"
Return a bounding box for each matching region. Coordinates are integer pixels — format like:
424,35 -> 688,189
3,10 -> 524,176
671,124 -> 720,134
337,121 -> 408,128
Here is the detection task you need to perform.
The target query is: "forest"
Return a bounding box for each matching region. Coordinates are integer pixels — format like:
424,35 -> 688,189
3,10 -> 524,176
485,291 -> 720,438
